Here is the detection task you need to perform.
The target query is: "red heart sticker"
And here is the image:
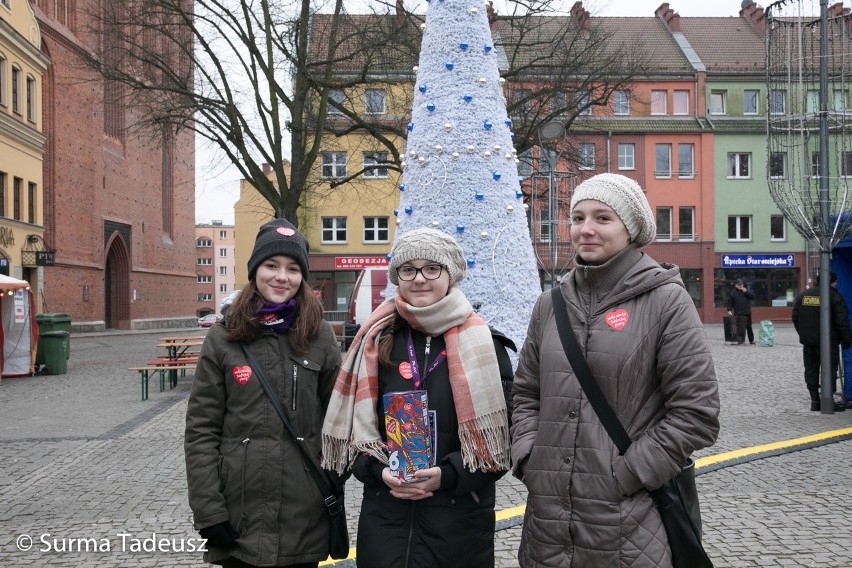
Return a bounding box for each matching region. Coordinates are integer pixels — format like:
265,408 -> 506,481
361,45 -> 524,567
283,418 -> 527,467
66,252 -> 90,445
398,361 -> 413,380
232,366 -> 253,385
605,309 -> 629,331
276,227 -> 295,236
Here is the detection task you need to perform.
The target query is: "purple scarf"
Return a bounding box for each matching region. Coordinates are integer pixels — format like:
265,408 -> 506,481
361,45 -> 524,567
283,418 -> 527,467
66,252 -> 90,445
256,299 -> 297,333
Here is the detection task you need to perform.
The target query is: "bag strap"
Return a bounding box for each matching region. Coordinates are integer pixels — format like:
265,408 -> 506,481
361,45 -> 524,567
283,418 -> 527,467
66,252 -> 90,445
240,344 -> 343,516
550,288 -> 632,455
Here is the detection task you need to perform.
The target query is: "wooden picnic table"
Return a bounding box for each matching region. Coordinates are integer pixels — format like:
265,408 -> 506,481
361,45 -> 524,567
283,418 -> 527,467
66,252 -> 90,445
157,336 -> 205,361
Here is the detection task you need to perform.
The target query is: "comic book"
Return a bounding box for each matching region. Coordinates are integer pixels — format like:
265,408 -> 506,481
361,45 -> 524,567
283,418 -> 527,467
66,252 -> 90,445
383,390 -> 433,482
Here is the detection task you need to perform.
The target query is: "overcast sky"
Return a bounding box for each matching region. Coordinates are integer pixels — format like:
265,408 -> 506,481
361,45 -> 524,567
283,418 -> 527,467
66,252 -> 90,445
192,0 -> 748,224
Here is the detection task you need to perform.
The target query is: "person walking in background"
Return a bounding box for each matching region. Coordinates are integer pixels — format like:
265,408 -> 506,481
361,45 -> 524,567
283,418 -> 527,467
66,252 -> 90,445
727,279 -> 755,345
322,228 -> 513,568
511,173 -> 720,567
185,219 -> 342,568
792,271 -> 851,412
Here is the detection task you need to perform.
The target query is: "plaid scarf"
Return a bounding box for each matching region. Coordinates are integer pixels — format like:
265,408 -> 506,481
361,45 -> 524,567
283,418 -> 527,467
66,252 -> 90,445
321,287 -> 509,475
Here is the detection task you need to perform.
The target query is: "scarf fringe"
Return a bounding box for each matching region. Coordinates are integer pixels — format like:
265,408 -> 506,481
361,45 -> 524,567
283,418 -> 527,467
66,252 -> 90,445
321,434 -> 351,476
458,409 -> 511,472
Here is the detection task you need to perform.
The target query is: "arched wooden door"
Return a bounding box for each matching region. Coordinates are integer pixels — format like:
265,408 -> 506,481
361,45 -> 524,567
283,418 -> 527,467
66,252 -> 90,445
104,233 -> 130,329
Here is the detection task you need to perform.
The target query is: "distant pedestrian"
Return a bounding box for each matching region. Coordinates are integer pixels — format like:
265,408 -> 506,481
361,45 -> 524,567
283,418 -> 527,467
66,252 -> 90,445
792,271 -> 852,412
727,279 -> 755,345
185,219 -> 342,567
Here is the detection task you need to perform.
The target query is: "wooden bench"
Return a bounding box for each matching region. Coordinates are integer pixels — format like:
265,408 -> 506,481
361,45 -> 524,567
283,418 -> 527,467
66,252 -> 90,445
129,362 -> 196,400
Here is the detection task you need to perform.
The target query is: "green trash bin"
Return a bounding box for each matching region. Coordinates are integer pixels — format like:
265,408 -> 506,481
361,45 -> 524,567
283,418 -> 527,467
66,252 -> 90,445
36,313 -> 72,362
40,331 -> 69,375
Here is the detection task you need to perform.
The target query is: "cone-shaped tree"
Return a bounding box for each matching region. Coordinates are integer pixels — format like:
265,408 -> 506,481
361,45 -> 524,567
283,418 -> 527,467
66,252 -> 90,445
392,0 -> 541,354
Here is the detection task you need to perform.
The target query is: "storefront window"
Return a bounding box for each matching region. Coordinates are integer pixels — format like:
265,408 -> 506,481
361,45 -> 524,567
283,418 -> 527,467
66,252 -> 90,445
680,269 -> 702,308
310,270 -> 359,312
714,268 -> 799,308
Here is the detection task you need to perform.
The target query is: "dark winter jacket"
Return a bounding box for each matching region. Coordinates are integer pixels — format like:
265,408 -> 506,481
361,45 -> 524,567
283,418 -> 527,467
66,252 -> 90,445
511,246 -> 720,567
352,325 -> 512,568
185,321 -> 341,566
727,287 -> 754,315
792,286 -> 852,348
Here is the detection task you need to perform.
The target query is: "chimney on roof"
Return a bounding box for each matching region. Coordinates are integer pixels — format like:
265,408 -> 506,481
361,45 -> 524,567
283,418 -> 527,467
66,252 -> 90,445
740,1 -> 766,35
570,2 -> 591,38
827,2 -> 849,17
655,4 -> 680,33
396,0 -> 405,26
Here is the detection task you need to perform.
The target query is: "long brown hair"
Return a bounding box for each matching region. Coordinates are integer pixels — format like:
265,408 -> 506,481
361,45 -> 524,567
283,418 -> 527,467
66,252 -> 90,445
225,280 -> 324,355
376,310 -> 406,366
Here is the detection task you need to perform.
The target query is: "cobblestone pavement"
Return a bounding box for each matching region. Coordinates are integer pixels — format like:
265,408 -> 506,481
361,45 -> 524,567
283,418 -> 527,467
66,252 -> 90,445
0,324 -> 850,567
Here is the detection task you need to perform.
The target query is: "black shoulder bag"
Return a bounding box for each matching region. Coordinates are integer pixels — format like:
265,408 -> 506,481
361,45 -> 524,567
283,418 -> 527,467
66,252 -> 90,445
240,344 -> 350,560
550,288 -> 713,568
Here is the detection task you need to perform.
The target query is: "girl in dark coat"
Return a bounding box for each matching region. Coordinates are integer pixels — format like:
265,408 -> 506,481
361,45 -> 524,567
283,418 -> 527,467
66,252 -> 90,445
322,228 -> 512,568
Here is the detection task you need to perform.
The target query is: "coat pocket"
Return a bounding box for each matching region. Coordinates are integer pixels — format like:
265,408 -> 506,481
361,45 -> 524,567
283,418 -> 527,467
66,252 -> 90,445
290,356 -> 322,413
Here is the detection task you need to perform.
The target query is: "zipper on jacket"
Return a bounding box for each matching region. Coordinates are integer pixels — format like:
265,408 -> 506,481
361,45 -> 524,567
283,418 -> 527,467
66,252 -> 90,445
292,364 -> 298,411
236,437 -> 251,533
422,336 -> 431,382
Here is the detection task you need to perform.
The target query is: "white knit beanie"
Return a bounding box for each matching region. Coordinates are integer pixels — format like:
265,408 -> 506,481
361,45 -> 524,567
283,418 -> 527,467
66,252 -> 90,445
388,228 -> 467,286
569,173 -> 656,247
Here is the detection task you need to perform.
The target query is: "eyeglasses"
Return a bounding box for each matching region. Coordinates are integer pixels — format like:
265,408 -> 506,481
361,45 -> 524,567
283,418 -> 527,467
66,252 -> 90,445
397,264 -> 444,281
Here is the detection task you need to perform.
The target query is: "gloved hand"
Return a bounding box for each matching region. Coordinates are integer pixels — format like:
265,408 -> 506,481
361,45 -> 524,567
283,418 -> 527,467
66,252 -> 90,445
199,521 -> 240,548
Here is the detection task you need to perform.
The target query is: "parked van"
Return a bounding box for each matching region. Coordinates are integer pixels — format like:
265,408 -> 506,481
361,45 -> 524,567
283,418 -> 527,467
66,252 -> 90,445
348,266 -> 388,326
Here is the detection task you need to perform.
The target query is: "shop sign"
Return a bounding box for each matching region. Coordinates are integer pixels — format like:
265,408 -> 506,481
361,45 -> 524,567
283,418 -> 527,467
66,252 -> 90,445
335,256 -> 389,270
35,251 -> 56,266
721,254 -> 795,268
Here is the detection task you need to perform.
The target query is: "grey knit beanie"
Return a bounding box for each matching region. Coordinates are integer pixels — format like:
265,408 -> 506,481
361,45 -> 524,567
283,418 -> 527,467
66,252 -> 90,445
247,219 -> 310,280
569,173 -> 656,247
388,228 -> 466,286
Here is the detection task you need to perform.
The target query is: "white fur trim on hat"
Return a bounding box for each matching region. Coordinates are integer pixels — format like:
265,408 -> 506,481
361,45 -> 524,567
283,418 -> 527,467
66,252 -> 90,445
388,228 -> 466,286
569,173 -> 656,247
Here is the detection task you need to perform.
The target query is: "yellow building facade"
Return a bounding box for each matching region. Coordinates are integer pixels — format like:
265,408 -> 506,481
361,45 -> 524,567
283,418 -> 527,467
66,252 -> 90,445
0,1 -> 49,306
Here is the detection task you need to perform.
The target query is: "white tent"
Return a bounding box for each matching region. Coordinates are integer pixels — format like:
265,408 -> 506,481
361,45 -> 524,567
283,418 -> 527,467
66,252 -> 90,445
0,275 -> 37,377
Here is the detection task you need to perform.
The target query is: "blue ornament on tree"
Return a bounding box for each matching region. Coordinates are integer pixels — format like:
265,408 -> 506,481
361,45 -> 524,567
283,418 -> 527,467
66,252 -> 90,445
404,205 -> 413,215
445,61 -> 454,70
475,191 -> 485,201
463,94 -> 473,103
427,103 -> 436,112
456,224 -> 465,233
492,171 -> 502,181
407,123 -> 414,131
483,120 -> 493,130
484,44 -> 492,53
419,84 -> 427,93
394,208 -> 399,216
505,118 -> 513,127
466,257 -> 476,268
399,183 -> 406,191
459,42 -> 469,51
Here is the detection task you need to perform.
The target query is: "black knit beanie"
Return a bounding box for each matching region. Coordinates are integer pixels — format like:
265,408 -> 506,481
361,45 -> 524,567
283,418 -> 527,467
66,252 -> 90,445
247,219 -> 310,280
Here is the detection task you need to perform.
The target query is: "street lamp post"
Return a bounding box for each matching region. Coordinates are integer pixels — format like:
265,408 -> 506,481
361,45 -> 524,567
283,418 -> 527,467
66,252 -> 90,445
538,121 -> 566,289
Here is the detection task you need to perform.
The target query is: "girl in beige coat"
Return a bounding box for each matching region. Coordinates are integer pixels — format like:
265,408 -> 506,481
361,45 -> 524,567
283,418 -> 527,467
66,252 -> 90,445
511,173 -> 720,567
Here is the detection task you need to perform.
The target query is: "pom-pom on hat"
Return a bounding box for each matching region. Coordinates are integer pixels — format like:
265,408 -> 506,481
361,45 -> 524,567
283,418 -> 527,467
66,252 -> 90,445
247,219 -> 310,280
388,228 -> 467,286
569,173 -> 656,247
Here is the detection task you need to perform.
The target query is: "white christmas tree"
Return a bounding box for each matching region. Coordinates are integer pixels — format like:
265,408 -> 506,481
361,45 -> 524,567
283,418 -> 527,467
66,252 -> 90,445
390,0 -> 541,354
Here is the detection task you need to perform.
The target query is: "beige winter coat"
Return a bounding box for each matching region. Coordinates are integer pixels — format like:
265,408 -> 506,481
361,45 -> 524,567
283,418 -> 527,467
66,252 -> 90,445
511,246 -> 720,567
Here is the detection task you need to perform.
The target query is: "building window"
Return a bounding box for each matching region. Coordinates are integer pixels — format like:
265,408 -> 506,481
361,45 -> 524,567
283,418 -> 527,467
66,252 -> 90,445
328,89 -> 345,115
26,76 -> 35,122
744,89 -> 759,115
575,90 -> 592,115
11,65 -> 20,114
833,90 -> 848,111
219,230 -> 228,239
673,90 -> 689,115
197,238 -> 212,247
365,89 -> 385,114
27,182 -> 35,223
517,148 -> 533,177
678,207 -> 695,241
769,152 -> 786,178
197,275 -> 212,283
613,90 -> 630,115
770,89 -> 786,114
651,90 -> 667,115
841,152 -> 852,177
677,144 -> 694,178
539,206 -> 551,242
655,144 -> 672,178
511,88 -> 532,115
198,258 -> 212,265
0,171 -> 5,216
219,248 -> 227,257
727,153 -> 751,179
551,91 -> 566,114
578,143 -> 595,170
770,215 -> 786,241
656,207 -> 672,241
617,143 -> 635,170
219,266 -> 227,275
13,177 -> 21,220
322,217 -> 347,243
363,217 -> 389,243
710,90 -> 726,115
728,215 -> 752,241
0,55 -> 6,106
806,90 -> 819,113
198,293 -> 213,301
363,152 -> 389,178
811,152 -> 820,177
321,152 -> 347,179
220,284 -> 228,293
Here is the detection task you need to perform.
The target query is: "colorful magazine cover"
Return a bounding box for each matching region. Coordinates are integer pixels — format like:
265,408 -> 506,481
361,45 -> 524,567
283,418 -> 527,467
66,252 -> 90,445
383,390 -> 433,482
